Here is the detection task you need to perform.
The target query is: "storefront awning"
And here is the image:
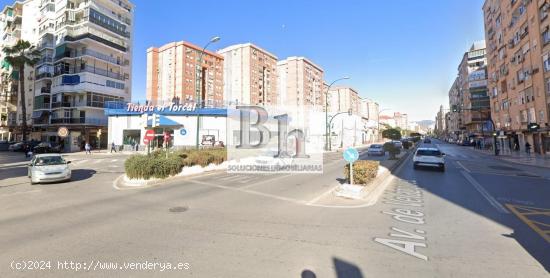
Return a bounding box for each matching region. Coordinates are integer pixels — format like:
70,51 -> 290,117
147,115 -> 182,127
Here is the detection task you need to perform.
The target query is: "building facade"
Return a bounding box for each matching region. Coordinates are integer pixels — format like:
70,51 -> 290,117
484,0 -> 550,154
327,86 -> 360,114
146,41 -> 224,108
276,56 -> 324,110
21,0 -> 135,152
448,77 -> 462,141
0,0 -> 40,141
459,41 -> 490,141
218,43 -> 277,106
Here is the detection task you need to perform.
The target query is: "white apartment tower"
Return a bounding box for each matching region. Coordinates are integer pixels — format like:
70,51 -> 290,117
32,0 -> 134,151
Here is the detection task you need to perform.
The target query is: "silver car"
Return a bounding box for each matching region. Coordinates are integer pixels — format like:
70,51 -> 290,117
28,154 -> 72,184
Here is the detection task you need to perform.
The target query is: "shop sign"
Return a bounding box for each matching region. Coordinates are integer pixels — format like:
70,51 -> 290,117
126,102 -> 197,114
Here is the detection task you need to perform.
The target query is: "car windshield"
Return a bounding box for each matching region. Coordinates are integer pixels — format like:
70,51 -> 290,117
417,150 -> 441,156
35,156 -> 66,166
370,145 -> 382,148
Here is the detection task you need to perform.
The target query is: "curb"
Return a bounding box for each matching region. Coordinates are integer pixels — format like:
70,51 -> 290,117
474,149 -> 550,170
113,169 -> 226,190
334,144 -> 417,202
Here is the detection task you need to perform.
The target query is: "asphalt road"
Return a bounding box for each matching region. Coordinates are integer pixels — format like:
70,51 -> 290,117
0,142 -> 549,277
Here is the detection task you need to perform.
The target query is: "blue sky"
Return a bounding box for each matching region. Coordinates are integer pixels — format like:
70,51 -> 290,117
2,0 -> 485,121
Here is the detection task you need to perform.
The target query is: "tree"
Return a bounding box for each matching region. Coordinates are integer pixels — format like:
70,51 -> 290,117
382,128 -> 402,141
3,40 -> 41,141
383,142 -> 400,160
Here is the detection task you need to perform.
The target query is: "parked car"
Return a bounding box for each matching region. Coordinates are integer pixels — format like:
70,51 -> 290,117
367,144 -> 385,156
28,154 -> 72,184
8,142 -> 25,152
413,147 -> 446,172
33,142 -> 63,154
392,140 -> 403,148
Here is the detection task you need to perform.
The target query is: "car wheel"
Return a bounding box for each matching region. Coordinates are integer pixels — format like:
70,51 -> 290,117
440,165 -> 445,172
413,163 -> 419,170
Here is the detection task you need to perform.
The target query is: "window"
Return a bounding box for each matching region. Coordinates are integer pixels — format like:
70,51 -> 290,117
544,54 -> 550,72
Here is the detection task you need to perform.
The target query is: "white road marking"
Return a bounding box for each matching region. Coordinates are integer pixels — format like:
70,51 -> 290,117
456,161 -> 470,173
306,184 -> 339,205
460,170 -> 509,214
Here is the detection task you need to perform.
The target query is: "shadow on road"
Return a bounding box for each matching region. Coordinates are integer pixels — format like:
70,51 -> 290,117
70,169 -> 97,182
301,257 -> 364,278
393,140 -> 550,272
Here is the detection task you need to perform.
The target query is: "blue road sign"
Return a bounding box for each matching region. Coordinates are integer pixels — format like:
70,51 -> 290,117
180,128 -> 187,136
343,147 -> 359,163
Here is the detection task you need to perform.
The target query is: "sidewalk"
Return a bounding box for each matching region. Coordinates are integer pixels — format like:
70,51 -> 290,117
474,148 -> 550,169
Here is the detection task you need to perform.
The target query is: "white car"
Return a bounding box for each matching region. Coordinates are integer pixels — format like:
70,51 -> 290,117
28,154 -> 72,184
367,144 -> 385,156
413,147 -> 445,171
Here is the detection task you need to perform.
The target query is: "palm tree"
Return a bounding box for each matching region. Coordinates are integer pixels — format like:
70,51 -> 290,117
3,40 -> 41,141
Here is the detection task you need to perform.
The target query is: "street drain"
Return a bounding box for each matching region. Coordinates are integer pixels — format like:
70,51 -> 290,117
169,206 -> 188,213
489,165 -> 517,171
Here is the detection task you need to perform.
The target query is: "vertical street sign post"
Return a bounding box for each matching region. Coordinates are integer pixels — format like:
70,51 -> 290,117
343,147 -> 359,185
144,129 -> 154,155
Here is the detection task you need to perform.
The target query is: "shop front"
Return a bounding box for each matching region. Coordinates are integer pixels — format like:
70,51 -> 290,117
105,102 -> 227,149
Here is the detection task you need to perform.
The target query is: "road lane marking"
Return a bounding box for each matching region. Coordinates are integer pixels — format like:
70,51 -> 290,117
505,204 -> 550,244
306,184 -> 340,205
456,161 -> 471,173
460,170 -> 509,214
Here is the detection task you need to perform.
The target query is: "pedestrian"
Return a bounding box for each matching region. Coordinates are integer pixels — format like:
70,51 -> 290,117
525,142 -> 531,155
135,143 -> 139,151
85,142 -> 91,154
110,141 -> 117,153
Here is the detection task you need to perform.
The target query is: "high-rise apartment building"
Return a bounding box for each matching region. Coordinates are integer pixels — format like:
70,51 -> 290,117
14,0 -> 135,151
276,56 -> 324,109
448,77 -> 462,141
458,41 -> 490,138
218,43 -> 277,106
484,0 -> 550,154
146,41 -> 224,107
0,0 -> 40,141
328,86 -> 360,114
393,112 -> 408,131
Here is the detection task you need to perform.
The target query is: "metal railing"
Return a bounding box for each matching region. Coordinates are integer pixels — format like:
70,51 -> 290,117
50,117 -> 107,125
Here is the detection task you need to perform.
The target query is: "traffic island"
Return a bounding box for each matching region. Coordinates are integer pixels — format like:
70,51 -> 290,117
115,148 -> 227,189
334,146 -> 416,202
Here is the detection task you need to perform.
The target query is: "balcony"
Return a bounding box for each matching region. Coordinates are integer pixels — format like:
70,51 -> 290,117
40,87 -> 51,94
55,66 -> 125,81
35,72 -> 52,80
57,48 -> 126,66
34,103 -> 50,110
51,102 -> 72,108
36,56 -> 53,67
51,117 -> 107,125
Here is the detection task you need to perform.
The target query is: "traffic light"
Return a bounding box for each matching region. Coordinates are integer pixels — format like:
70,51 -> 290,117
527,123 -> 540,132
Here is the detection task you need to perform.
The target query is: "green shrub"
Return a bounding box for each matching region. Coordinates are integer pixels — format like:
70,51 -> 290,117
125,153 -> 183,180
383,142 -> 400,160
402,141 -> 412,149
125,148 -> 227,180
344,160 -> 379,185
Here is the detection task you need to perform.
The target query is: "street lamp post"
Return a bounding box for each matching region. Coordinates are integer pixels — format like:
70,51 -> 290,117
195,36 -> 220,149
324,77 -> 349,151
328,109 -> 352,151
